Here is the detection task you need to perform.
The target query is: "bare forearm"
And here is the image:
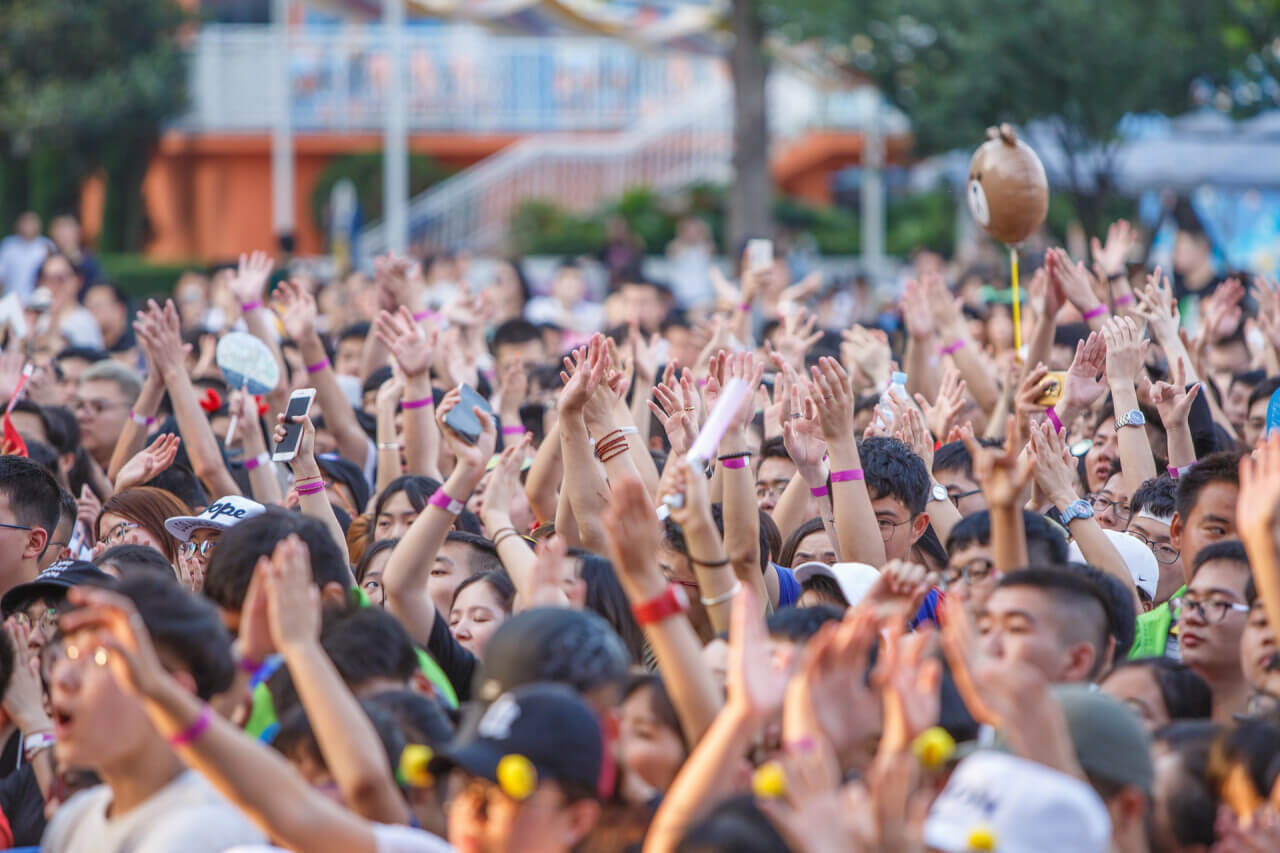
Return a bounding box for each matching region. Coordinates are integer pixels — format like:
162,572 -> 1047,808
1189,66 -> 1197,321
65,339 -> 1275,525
1110,386 -> 1157,495
401,376 -> 440,479
108,380 -> 162,481
483,511 -> 537,596
1025,309 -> 1056,379
375,403 -> 403,502
526,421 -> 563,524
771,474 -> 813,546
1166,424 -> 1196,471
942,327 -> 1000,414
989,504 -> 1028,574
297,334 -> 370,469
293,458 -> 353,575
904,337 -> 940,404
242,428 -> 283,506
827,437 -> 886,567
719,428 -> 765,603
559,415 -> 611,553
160,366 -> 241,498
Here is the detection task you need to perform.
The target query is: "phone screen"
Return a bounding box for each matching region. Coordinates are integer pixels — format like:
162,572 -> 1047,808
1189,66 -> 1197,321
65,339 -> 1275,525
273,390 -> 315,461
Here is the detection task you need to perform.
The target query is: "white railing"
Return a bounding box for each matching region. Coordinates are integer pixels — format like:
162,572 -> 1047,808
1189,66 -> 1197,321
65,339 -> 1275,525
181,24 -> 723,132
357,86 -> 733,261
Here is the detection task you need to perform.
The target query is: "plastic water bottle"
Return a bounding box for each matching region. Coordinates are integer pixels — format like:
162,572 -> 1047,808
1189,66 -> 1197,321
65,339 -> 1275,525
876,371 -> 910,430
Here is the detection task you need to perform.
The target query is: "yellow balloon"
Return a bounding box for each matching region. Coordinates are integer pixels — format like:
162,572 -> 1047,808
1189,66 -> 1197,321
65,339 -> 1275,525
398,744 -> 435,788
496,754 -> 538,801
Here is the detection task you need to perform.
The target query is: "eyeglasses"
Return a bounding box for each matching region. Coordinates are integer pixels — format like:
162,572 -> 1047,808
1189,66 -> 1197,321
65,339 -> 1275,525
754,481 -> 789,501
940,559 -> 997,589
1088,494 -> 1130,518
0,521 -> 32,533
73,398 -> 124,417
1171,596 -> 1249,624
179,539 -> 216,560
947,488 -> 982,505
102,521 -> 137,546
876,516 -> 912,540
14,607 -> 57,634
1127,532 -> 1179,565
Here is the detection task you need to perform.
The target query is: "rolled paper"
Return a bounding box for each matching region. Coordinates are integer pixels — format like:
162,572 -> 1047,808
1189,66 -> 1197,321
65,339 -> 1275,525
686,377 -> 749,465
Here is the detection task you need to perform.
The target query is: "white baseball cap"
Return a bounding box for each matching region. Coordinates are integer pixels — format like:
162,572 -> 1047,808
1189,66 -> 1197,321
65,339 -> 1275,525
164,495 -> 266,542
924,750 -> 1111,853
1067,529 -> 1159,600
793,562 -> 880,607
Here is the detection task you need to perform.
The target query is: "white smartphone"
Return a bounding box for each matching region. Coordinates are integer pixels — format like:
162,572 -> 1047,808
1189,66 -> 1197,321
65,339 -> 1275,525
272,387 -> 317,463
746,238 -> 773,273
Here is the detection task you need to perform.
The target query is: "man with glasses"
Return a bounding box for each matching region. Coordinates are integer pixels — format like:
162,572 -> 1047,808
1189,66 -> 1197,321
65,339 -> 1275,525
1175,540 -> 1252,723
0,456 -> 61,599
0,559 -> 112,659
74,360 -> 141,469
933,438 -> 994,518
1124,476 -> 1183,606
753,438 -> 796,515
1088,471 -> 1131,531
940,510 -> 1070,616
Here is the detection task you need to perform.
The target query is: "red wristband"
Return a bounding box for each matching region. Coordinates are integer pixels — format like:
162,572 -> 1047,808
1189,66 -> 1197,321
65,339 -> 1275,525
240,300 -> 263,312
306,358 -> 330,374
168,704 -> 213,747
940,339 -> 965,356
401,397 -> 432,410
1045,407 -> 1064,434
810,485 -> 829,498
830,468 -> 864,483
1082,304 -> 1108,321
721,457 -> 748,470
631,584 -> 689,626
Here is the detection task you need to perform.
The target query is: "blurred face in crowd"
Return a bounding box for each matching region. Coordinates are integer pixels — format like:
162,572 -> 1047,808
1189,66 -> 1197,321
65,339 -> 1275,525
15,212 -> 40,240
49,215 -> 81,252
1206,340 -> 1249,380
978,585 -> 1098,684
1126,513 -> 1183,605
1224,378 -> 1255,433
495,342 -> 546,381
754,455 -> 794,514
431,541 -> 478,617
360,547 -> 392,607
1170,481 -> 1238,588
945,541 -> 998,613
40,255 -> 80,308
664,325 -> 701,370
174,273 -> 209,331
75,378 -> 131,463
1241,596 -> 1280,698
491,262 -> 527,322
1084,420 -> 1118,493
1100,664 -> 1172,732
551,267 -> 586,307
449,580 -> 509,658
934,466 -> 985,517
446,771 -> 598,853
55,354 -> 93,404
334,337 -> 363,378
873,495 -> 925,563
1091,472 -> 1130,531
375,491 -> 420,542
1177,558 -> 1249,679
789,528 -> 837,568
620,283 -> 665,332
617,684 -> 686,799
86,285 -> 128,344
1245,395 -> 1270,449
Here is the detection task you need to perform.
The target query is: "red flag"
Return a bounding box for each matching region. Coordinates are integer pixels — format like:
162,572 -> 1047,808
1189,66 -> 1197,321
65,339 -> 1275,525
2,365 -> 32,457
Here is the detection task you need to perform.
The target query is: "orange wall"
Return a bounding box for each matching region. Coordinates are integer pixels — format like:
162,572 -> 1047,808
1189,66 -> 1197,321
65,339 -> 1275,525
129,131 -> 519,262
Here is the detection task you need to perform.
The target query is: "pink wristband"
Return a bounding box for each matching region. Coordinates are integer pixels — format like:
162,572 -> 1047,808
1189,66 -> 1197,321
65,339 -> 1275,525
169,704 -> 213,747
810,485 -> 829,498
721,457 -> 748,470
1082,304 -> 1108,321
1113,293 -> 1134,306
940,339 -> 965,356
830,468 -> 864,483
1168,463 -> 1193,479
238,656 -> 263,674
244,452 -> 270,471
296,482 -> 325,496
428,488 -> 464,514
413,310 -> 437,323
129,409 -> 156,427
401,397 -> 432,410
240,299 -> 263,312
502,425 -> 526,436
1045,406 -> 1064,434
306,358 -> 330,374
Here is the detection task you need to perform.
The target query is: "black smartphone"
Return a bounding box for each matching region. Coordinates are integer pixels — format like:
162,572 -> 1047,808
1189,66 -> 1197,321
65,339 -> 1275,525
272,388 -> 316,462
443,384 -> 493,444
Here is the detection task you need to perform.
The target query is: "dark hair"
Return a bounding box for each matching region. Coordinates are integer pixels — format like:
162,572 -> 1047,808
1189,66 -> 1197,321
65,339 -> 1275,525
624,674 -> 688,751
354,538 -> 399,585
1130,476 -> 1177,520
40,405 -> 79,457
1191,539 -> 1249,577
26,441 -> 60,484
54,346 -> 108,367
766,604 -> 843,642
777,517 -> 826,569
451,569 -> 515,614
55,487 -> 76,531
947,509 -> 1069,565
10,400 -> 50,443
932,437 -> 1003,478
1112,658 -> 1212,720
1229,369 -> 1266,393
274,698 -> 404,791
0,617 -> 15,704
97,486 -> 189,563
95,544 -> 179,581
758,436 -> 790,463
117,574 -> 234,699
444,531 -> 502,575
1151,721 -> 1218,848
1062,562 -> 1136,662
491,319 -> 544,354
860,437 -> 931,516
758,511 -> 781,566
204,509 -> 351,611
800,573 -> 848,608
374,475 -> 440,523
676,794 -> 790,853
0,455 -> 62,555
576,551 -> 646,664
995,568 -> 1112,680
1247,376 -> 1280,413
1174,451 -> 1243,521
336,322 -> 371,344
363,688 -> 454,750
664,503 -> 770,575
145,464 -> 208,512
1208,720 -> 1280,813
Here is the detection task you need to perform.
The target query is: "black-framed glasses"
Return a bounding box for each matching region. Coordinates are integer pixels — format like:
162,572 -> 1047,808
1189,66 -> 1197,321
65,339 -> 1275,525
1088,494 -> 1131,518
1127,532 -> 1179,565
1171,596 -> 1248,624
876,516 -> 912,539
0,521 -> 32,533
940,559 -> 997,589
179,540 -> 216,559
947,488 -> 982,505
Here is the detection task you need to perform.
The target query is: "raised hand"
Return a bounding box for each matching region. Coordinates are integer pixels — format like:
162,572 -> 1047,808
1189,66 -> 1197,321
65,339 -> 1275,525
375,368 -> 406,415
1090,219 -> 1135,278
229,250 -> 275,308
1048,247 -> 1103,316
841,326 -> 891,389
374,306 -> 437,378
727,583 -> 788,721
772,309 -> 823,371
914,366 -> 967,442
478,434 -> 531,531
1238,433 -> 1280,542
656,457 -> 712,531
1148,356 -> 1201,428
273,411 -> 318,472
874,625 -> 941,752
783,385 -> 829,485
3,620 -> 52,735
601,474 -> 666,598
705,350 -> 763,432
1012,362 -> 1054,433
1204,277 -> 1245,344
133,299 -> 185,376
810,356 -> 856,441
58,586 -> 171,700
899,278 -> 935,342
1027,420 -> 1080,506
863,560 -> 932,628
264,535 -> 322,654
891,399 -> 936,471
435,386 -> 497,471
962,415 -> 1033,509
1133,266 -> 1180,343
115,433 -> 181,492
650,379 -> 697,458
1059,330 -> 1108,416
558,337 -> 607,417
1102,315 -> 1147,388
373,253 -> 419,312
629,320 -> 661,387
1256,277 -> 1280,351
272,279 -> 319,343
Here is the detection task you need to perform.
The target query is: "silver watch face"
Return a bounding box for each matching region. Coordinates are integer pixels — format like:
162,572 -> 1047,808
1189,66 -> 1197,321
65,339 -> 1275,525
932,484 -> 948,502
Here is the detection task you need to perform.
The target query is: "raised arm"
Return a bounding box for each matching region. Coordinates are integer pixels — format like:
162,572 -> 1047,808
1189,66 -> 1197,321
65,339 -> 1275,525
926,275 -> 1001,416
374,306 -> 442,480
229,390 -> 283,505
1102,315 -> 1157,495
275,413 -> 349,567
373,371 -> 405,503
382,388 -> 496,647
659,458 -> 738,635
963,420 -> 1032,574
479,436 -> 538,598
228,251 -> 289,423
525,419 -> 563,526
134,299 -> 241,499
557,339 -> 612,553
1149,357 -> 1201,473
901,276 -> 942,403
1239,437 -> 1280,643
1049,330 -> 1108,438
107,359 -> 164,483
1051,247 -> 1109,333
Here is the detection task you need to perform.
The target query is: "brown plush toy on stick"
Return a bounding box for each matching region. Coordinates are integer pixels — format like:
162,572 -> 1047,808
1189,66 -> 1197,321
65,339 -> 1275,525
967,124 -> 1048,246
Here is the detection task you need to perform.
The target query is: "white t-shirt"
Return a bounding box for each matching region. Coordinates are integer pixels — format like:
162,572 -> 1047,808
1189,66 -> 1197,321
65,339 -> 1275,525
223,823 -> 456,853
41,770 -> 265,853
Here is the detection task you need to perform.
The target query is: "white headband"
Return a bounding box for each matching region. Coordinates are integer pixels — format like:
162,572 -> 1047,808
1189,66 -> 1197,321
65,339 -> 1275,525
1133,510 -> 1173,526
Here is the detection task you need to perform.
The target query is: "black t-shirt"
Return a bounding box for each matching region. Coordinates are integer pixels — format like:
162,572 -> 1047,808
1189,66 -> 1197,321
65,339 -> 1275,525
427,611 -> 476,703
0,763 -> 45,846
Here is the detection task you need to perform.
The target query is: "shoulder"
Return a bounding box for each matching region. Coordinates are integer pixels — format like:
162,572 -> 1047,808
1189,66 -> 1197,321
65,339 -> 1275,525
41,785 -> 112,851
372,823 -> 456,853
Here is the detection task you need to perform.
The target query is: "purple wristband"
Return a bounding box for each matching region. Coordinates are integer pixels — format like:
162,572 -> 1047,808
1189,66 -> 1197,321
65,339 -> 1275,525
721,457 -> 748,470
428,488 -> 463,513
810,484 -> 829,498
940,339 -> 965,356
502,425 -> 527,436
296,482 -> 325,496
1045,407 -> 1064,434
244,452 -> 270,471
306,358 -> 330,375
738,302 -> 751,312
169,704 -> 213,747
1114,293 -> 1134,306
1082,304 -> 1108,321
830,468 -> 864,483
240,299 -> 263,313
413,310 -> 437,323
401,397 -> 432,410
238,655 -> 263,674
1168,463 -> 1193,479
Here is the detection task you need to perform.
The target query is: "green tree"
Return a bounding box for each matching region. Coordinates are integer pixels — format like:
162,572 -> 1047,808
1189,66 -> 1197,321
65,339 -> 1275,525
0,0 -> 187,250
761,0 -> 1265,233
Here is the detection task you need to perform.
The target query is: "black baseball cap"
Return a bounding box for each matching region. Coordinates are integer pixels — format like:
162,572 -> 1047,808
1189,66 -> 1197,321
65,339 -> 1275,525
1,560 -> 114,617
432,682 -> 604,798
473,608 -> 630,704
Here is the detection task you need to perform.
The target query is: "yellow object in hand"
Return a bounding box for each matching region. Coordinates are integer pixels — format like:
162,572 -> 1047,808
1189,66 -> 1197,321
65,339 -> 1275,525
911,726 -> 957,769
497,754 -> 538,801
751,761 -> 787,799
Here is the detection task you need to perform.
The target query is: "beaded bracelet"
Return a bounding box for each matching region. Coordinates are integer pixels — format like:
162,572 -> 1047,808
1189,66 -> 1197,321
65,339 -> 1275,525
830,468 -> 864,482
306,358 -> 330,374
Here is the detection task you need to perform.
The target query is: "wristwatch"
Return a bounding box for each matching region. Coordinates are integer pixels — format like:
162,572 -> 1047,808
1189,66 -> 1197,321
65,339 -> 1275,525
1059,498 -> 1095,526
631,584 -> 690,626
1114,409 -> 1146,431
930,483 -> 949,503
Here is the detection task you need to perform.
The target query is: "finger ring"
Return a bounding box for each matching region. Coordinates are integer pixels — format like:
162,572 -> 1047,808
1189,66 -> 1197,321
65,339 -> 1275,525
684,407 -> 696,412
788,412 -> 802,419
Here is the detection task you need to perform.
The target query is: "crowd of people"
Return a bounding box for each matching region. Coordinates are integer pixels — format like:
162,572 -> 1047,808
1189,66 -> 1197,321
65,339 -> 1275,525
0,208 -> 1274,852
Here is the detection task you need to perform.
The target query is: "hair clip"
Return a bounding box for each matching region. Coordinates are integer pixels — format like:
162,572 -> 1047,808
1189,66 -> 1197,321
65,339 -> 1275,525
497,754 -> 537,801
199,388 -> 223,414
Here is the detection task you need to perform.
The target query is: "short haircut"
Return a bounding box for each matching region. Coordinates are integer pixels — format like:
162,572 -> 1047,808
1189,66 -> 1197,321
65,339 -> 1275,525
55,487 -> 76,530
1061,562 -> 1136,661
0,456 -> 62,551
758,436 -> 790,463
55,346 -> 108,366
11,400 -> 50,442
274,699 -> 405,792
491,319 -> 544,354
1130,476 -> 1177,521
1247,377 -> 1280,413
1229,369 -> 1266,392
766,604 -> 843,642
336,322 -> 370,343
144,464 -> 208,512
946,509 -> 1069,566
373,475 -> 440,522
95,544 -> 179,581
1150,722 -> 1217,848
78,360 -> 143,405
443,531 -> 503,575
1190,539 -> 1250,577
994,568 -> 1111,681
118,574 -> 234,700
98,486 -> 189,564
1174,451 -> 1244,521
363,688 -> 455,751
676,794 -> 790,853
933,437 -> 1003,478
1114,658 -> 1212,720
859,437 -> 931,516
204,508 -> 351,611
25,440 -> 59,481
